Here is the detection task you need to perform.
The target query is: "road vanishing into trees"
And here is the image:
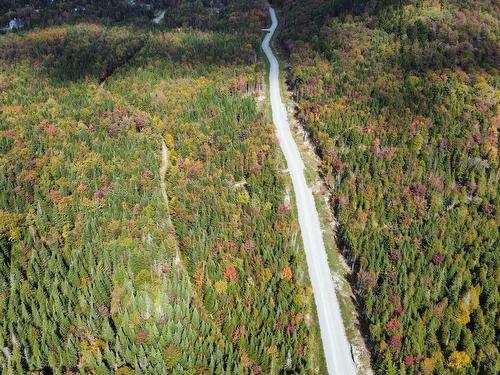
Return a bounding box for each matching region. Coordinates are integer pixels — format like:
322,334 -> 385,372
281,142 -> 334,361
262,7 -> 358,375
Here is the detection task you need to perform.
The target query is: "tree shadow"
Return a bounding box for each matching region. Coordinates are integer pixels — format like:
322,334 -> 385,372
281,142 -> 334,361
0,23 -> 258,84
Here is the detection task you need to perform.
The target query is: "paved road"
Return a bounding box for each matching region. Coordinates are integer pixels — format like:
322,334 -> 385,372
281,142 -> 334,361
262,7 -> 357,375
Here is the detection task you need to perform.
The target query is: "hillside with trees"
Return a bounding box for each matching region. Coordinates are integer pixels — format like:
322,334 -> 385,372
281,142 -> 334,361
1,0 -> 498,374
0,1 -> 327,373
1,0 -> 264,30
275,0 -> 499,373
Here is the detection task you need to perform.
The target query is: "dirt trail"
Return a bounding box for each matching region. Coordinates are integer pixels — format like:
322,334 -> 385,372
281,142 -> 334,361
262,7 -> 357,375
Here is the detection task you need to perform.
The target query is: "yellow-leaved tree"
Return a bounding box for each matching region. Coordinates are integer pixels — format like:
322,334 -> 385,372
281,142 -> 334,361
447,351 -> 471,370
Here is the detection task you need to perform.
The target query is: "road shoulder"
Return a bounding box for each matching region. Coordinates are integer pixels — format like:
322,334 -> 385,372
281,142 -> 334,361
269,16 -> 374,374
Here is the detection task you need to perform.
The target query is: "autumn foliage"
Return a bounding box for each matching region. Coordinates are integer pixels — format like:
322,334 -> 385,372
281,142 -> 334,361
279,0 -> 499,373
0,1 -> 321,373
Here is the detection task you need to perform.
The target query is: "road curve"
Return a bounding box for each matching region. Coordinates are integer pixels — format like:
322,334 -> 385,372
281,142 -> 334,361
262,7 -> 357,375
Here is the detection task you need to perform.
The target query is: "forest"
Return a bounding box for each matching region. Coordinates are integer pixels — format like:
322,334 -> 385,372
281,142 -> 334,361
1,0 -> 498,374
1,1 -> 257,30
274,0 -> 499,373
0,1 -> 326,373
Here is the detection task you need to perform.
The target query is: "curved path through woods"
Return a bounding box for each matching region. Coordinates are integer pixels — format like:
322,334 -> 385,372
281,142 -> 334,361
262,7 -> 357,375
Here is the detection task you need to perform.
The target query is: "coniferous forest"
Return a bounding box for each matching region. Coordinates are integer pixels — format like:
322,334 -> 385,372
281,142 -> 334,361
1,1 -> 325,373
1,0 -> 499,374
